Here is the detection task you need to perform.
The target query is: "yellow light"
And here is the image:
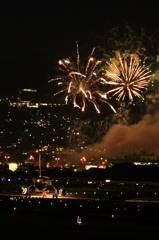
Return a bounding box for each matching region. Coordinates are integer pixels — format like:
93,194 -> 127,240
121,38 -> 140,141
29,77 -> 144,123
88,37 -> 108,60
9,163 -> 17,172
105,179 -> 111,183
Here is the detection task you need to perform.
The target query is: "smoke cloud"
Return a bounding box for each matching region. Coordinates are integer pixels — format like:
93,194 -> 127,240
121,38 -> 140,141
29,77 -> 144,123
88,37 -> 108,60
79,110 -> 159,160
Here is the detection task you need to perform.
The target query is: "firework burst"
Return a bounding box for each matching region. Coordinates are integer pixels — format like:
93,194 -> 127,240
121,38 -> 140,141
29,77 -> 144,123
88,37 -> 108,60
49,42 -> 116,114
105,54 -> 152,101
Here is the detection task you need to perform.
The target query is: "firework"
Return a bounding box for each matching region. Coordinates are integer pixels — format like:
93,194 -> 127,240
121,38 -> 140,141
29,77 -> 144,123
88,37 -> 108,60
105,54 -> 152,101
49,42 -> 116,114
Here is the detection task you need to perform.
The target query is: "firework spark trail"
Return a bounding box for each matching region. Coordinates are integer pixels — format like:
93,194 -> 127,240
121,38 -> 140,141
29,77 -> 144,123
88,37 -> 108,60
49,43 -> 116,114
105,54 -> 152,101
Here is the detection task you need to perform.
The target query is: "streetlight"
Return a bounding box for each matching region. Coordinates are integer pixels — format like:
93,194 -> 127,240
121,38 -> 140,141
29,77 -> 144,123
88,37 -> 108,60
80,157 -> 86,164
4,155 -> 10,165
55,157 -> 60,166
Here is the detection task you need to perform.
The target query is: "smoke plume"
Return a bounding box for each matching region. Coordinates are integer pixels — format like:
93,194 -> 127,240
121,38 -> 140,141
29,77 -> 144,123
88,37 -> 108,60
79,110 -> 159,160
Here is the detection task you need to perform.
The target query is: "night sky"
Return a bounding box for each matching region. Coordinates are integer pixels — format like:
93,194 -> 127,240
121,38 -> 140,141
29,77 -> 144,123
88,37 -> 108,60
1,0 -> 159,97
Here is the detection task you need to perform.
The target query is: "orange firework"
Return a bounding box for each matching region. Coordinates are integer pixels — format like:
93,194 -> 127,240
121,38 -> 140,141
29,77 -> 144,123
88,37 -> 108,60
105,54 -> 152,101
49,42 -> 116,114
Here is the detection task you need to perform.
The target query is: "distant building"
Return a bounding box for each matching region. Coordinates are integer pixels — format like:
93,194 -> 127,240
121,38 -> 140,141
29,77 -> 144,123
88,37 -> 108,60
19,89 -> 38,101
140,155 -> 159,161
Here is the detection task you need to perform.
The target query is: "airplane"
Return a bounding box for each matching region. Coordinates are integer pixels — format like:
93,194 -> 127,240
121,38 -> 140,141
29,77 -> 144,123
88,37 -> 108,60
20,176 -> 67,198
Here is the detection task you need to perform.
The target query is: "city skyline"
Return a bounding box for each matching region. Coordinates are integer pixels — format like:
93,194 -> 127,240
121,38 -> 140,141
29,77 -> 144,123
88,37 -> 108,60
0,84 -> 159,166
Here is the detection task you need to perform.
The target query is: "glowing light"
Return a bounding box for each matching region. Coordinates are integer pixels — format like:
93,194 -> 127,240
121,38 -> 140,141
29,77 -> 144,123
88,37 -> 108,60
105,54 -> 151,101
105,179 -> 111,183
49,42 -> 116,114
77,216 -> 82,225
9,163 -> 18,172
29,155 -> 34,160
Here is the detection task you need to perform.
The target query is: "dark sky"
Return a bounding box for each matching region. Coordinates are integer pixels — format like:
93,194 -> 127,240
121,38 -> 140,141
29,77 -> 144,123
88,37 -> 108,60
1,0 -> 159,96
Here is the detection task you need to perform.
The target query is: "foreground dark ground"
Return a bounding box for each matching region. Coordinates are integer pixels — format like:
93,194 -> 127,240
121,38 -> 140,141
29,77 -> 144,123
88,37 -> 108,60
1,206 -> 159,240
1,180 -> 159,239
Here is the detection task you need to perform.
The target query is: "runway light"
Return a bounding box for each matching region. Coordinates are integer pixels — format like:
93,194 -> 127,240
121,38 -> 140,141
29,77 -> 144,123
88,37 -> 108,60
14,207 -> 16,211
77,216 -> 82,225
111,215 -> 114,218
80,205 -> 82,207
97,206 -> 100,208
64,203 -> 67,206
